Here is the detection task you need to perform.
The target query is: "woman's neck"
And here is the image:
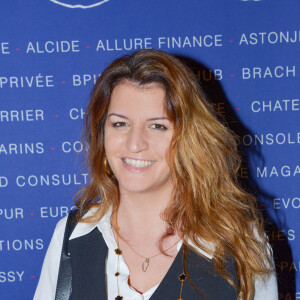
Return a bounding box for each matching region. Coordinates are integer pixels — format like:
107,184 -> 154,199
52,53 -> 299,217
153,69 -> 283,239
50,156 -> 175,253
116,187 -> 173,239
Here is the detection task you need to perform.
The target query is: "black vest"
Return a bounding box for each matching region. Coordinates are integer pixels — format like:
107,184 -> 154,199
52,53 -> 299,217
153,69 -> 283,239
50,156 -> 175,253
69,228 -> 238,300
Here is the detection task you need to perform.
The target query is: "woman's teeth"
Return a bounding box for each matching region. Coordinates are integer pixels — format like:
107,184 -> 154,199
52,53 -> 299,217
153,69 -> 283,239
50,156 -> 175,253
123,158 -> 154,168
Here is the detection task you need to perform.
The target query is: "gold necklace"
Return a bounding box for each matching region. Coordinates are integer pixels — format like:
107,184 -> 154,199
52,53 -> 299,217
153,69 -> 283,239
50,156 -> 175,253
113,226 -> 187,300
114,224 -> 181,272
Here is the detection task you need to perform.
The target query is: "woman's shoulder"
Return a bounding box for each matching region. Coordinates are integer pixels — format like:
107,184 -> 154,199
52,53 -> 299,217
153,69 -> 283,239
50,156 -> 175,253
56,214 -> 69,231
48,214 -> 68,248
33,213 -> 70,300
52,208 -> 84,239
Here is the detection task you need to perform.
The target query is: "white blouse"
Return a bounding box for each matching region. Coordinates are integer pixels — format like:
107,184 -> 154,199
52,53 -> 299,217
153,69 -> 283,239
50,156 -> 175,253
34,206 -> 278,300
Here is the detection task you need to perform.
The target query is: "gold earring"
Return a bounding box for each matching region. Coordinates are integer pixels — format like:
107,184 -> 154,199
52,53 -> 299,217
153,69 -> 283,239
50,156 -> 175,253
103,156 -> 113,176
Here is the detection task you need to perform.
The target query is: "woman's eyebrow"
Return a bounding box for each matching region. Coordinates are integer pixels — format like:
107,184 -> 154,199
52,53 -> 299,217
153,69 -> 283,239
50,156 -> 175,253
108,113 -> 168,121
146,117 -> 169,121
107,113 -> 128,119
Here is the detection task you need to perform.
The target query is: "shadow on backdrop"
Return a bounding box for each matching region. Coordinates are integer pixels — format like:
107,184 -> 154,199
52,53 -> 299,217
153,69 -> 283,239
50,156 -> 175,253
176,54 -> 296,299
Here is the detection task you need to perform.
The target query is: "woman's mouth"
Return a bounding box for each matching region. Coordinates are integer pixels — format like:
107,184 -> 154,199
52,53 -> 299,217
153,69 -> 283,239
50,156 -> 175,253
122,158 -> 155,168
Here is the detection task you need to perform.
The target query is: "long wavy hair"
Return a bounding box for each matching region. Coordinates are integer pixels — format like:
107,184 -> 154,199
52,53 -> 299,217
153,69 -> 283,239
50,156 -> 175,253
75,49 -> 273,299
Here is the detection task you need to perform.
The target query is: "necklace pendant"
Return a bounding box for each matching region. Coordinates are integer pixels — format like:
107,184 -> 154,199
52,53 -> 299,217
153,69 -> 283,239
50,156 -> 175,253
142,258 -> 150,272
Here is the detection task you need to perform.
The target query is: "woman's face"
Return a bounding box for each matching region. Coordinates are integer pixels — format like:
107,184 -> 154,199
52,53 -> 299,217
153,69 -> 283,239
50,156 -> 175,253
104,80 -> 174,195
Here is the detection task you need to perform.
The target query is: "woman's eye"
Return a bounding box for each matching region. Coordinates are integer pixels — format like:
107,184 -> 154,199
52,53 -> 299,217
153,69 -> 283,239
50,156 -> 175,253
112,122 -> 127,127
150,124 -> 167,131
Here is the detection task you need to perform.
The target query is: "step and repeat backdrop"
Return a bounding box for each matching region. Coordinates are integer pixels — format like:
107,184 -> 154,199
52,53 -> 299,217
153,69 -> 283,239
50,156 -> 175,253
0,1 -> 299,299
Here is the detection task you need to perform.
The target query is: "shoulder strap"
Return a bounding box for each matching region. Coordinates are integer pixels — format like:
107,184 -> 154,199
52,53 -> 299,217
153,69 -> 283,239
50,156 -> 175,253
55,209 -> 78,300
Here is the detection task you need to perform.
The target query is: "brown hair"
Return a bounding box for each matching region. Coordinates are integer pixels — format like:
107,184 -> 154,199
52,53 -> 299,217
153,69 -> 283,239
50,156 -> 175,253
75,49 -> 273,299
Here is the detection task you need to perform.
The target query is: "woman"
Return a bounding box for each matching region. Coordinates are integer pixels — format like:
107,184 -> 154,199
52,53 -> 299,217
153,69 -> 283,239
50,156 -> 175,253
34,49 -> 277,300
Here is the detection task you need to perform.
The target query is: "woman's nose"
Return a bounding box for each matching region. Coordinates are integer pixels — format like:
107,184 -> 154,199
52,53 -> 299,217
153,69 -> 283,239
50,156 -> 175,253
126,127 -> 148,153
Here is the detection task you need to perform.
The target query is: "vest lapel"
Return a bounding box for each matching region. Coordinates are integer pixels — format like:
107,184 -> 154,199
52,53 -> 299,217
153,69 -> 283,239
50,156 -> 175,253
150,245 -> 186,299
151,245 -> 238,299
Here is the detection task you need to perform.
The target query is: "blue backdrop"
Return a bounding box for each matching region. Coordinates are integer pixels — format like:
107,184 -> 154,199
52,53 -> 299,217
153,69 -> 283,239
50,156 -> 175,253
0,1 -> 299,299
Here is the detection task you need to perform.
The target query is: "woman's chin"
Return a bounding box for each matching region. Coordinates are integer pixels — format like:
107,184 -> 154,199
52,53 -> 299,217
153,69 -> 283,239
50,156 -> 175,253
118,183 -> 152,194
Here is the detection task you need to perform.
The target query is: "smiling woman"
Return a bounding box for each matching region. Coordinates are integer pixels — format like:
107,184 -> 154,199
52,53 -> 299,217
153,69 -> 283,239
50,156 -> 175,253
34,49 -> 278,300
104,81 -> 174,195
